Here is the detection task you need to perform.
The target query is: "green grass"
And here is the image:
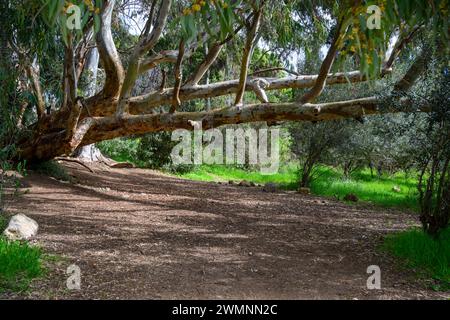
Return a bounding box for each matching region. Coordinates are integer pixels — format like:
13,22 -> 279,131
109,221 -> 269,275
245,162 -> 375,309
309,168 -> 419,210
97,138 -> 142,165
178,164 -> 298,186
383,227 -> 450,290
0,238 -> 44,292
176,164 -> 420,210
0,213 -> 7,233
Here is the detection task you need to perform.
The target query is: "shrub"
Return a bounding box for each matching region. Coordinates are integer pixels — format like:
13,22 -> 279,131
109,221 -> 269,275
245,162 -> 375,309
137,132 -> 175,169
97,138 -> 139,164
137,132 -> 195,173
383,227 -> 450,290
0,213 -> 7,233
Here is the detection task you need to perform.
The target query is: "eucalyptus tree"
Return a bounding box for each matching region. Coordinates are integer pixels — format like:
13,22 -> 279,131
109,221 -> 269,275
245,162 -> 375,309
1,0 -> 447,163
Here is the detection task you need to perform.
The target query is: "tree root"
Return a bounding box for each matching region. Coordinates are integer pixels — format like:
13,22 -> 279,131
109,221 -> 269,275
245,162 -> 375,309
54,157 -> 95,173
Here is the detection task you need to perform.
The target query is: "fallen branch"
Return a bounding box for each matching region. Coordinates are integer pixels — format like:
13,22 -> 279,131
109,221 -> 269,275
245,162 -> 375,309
54,157 -> 95,173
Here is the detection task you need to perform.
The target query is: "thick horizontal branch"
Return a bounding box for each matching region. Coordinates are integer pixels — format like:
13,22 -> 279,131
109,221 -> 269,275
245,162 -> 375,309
28,69 -> 371,134
127,70 -> 366,114
18,94 -> 429,162
81,96 -> 381,145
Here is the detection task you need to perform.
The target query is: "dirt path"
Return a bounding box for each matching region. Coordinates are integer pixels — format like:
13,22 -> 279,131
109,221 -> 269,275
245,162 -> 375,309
4,163 -> 448,299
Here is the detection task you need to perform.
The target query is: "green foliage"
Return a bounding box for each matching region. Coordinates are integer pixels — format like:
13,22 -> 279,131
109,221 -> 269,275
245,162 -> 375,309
338,0 -> 449,78
98,134 -> 194,173
412,67 -> 449,236
311,168 -> 419,209
136,132 -> 175,169
180,0 -> 241,43
97,138 -> 140,164
0,214 -> 7,233
39,0 -> 103,45
136,132 -> 195,173
30,161 -> 71,182
178,163 -> 298,186
289,120 -> 353,187
383,227 -> 450,290
0,238 -> 43,293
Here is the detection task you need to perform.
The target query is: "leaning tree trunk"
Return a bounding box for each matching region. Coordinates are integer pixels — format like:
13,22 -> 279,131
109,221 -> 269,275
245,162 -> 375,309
13,0 -> 431,163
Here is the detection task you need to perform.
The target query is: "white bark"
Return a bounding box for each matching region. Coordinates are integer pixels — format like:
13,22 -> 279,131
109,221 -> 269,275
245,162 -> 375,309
73,47 -> 103,161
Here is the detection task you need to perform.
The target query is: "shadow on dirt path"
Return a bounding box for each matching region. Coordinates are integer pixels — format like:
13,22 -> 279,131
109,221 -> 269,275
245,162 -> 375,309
4,163 -> 448,299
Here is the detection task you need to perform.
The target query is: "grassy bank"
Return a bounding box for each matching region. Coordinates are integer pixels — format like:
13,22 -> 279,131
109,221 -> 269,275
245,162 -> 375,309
0,238 -> 43,292
383,227 -> 450,290
176,164 -> 419,210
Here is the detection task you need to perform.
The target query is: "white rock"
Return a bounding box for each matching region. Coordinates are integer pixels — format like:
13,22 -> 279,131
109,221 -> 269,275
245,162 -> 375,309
3,214 -> 38,241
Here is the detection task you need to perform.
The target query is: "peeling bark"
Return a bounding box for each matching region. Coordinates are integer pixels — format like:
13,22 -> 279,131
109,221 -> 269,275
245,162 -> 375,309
20,95 -> 427,162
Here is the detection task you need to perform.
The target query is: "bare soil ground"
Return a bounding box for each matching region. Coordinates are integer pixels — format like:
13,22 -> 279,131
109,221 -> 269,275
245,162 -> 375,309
3,163 -> 448,299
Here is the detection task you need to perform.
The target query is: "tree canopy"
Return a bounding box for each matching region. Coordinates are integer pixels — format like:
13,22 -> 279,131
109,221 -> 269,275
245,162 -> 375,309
0,0 -> 448,162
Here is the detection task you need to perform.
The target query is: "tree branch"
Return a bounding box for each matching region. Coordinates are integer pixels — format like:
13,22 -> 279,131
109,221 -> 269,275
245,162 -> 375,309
298,20 -> 344,104
393,47 -> 429,93
184,42 -> 224,87
32,69 -> 369,134
127,70 -> 367,114
79,96 -> 408,147
170,40 -> 185,113
140,0 -> 172,54
250,67 -> 299,77
116,0 -> 172,116
235,8 -> 263,106
24,59 -> 45,119
63,35 -> 78,108
383,25 -> 422,75
138,50 -> 178,74
184,19 -> 247,87
95,0 -> 124,99
18,92 -> 432,162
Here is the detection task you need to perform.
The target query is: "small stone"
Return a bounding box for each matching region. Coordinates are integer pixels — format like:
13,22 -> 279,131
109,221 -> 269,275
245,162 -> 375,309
3,214 -> 38,241
343,193 -> 359,202
262,183 -> 277,193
